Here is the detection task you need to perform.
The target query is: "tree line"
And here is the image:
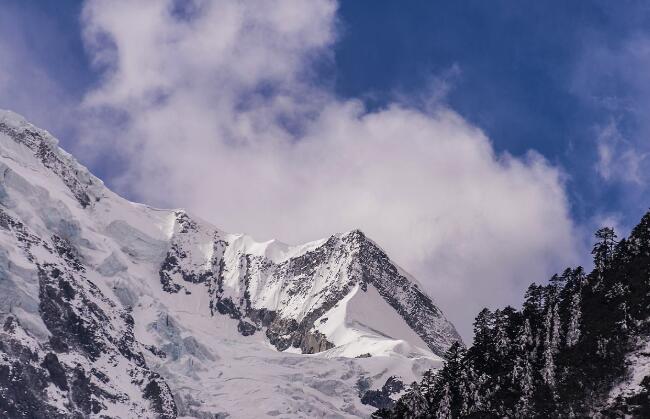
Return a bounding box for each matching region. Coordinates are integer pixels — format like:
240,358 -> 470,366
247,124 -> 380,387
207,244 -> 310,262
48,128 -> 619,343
375,211 -> 650,418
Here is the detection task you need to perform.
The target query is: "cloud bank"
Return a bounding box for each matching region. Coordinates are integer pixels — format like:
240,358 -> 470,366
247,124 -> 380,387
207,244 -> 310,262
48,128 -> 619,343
11,0 -> 581,340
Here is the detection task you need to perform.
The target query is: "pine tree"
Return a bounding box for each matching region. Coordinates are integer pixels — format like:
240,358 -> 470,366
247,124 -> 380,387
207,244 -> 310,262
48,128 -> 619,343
562,268 -> 585,348
437,383 -> 452,419
493,309 -> 511,359
541,299 -> 560,388
437,341 -> 467,417
629,211 -> 650,251
592,227 -> 617,284
391,381 -> 428,419
513,354 -> 534,418
459,366 -> 478,416
512,318 -> 535,418
523,283 -> 544,348
470,308 -> 494,372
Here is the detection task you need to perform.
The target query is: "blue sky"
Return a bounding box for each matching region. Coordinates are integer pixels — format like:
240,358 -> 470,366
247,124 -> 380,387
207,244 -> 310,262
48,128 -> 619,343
1,0 -> 649,339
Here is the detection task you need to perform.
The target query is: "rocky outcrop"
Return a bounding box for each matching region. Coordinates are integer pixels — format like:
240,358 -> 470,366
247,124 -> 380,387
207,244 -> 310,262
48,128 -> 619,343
0,116 -> 102,209
360,376 -> 405,409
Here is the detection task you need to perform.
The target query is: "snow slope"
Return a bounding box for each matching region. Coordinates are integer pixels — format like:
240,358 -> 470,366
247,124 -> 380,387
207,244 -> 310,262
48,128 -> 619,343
0,110 -> 460,418
606,335 -> 650,412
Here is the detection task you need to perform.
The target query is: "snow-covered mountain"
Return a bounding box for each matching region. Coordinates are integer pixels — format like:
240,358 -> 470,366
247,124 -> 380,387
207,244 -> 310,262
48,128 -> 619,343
0,110 -> 461,418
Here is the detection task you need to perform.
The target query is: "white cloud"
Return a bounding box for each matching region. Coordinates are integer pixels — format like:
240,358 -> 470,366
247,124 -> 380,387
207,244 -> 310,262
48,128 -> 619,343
595,119 -> 646,184
76,0 -> 580,340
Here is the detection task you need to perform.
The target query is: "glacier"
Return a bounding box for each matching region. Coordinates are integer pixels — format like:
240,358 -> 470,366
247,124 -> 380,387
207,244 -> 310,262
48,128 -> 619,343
0,110 -> 461,418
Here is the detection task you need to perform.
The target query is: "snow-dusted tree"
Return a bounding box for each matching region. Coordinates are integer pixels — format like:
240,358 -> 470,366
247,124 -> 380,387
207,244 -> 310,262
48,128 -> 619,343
436,383 -> 452,419
438,342 -> 467,415
513,356 -> 535,418
459,366 -> 476,416
470,308 -> 494,372
493,309 -> 511,359
541,299 -> 560,388
592,227 -> 617,286
389,381 -> 429,418
564,290 -> 582,347
512,318 -> 535,417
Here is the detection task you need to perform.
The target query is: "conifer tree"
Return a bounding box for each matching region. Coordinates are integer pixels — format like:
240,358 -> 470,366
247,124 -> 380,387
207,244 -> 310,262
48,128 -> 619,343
436,341 -> 466,417
437,383 -> 452,419
592,227 -> 617,282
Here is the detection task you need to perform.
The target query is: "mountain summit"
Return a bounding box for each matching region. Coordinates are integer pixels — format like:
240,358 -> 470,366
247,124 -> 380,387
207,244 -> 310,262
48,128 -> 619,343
0,110 -> 460,418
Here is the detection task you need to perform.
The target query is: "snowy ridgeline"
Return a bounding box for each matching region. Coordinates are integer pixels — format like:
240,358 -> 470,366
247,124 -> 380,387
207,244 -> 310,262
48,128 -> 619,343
0,110 -> 461,418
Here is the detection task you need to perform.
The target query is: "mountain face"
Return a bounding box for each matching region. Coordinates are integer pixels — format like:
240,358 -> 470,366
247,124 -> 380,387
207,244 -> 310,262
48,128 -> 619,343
377,215 -> 650,417
0,110 -> 461,418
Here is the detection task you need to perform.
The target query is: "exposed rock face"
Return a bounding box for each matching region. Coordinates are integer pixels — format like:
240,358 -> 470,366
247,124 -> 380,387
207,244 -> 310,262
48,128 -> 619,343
360,376 -> 405,409
0,207 -> 176,418
0,119 -> 102,209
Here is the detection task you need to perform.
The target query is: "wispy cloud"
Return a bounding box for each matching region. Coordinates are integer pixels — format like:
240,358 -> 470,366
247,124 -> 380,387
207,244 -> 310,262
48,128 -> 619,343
595,119 -> 646,184
573,34 -> 650,188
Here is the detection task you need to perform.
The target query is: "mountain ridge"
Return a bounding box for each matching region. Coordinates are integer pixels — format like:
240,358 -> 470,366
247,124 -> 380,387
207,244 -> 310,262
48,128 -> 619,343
0,109 -> 460,417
